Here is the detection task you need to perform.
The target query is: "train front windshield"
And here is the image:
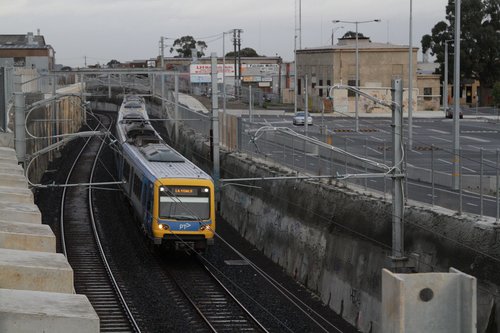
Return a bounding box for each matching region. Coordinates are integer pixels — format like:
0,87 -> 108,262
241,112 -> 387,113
159,186 -> 210,220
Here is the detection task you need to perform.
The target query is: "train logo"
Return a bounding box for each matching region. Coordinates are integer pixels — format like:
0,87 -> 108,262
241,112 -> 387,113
179,223 -> 192,230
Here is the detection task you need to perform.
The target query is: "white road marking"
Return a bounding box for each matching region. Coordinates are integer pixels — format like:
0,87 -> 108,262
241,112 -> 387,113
462,166 -> 477,173
430,136 -> 452,143
461,135 -> 490,143
370,136 -> 384,142
367,146 -> 382,155
429,129 -> 450,135
438,158 -> 452,165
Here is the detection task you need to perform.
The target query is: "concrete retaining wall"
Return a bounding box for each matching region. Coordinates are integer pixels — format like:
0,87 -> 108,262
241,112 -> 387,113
170,116 -> 500,332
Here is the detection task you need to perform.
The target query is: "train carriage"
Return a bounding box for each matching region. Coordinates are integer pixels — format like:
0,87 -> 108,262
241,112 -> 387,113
115,95 -> 215,252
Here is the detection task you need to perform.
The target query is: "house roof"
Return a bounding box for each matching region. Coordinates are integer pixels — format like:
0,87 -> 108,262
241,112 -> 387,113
0,34 -> 48,49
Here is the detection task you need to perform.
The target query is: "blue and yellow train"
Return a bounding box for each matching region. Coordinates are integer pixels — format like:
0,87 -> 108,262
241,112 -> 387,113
115,95 -> 215,251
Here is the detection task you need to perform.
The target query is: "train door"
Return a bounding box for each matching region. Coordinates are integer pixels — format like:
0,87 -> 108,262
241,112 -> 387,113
141,180 -> 154,237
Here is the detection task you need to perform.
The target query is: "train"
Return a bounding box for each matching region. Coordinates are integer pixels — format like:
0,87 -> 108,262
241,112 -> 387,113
114,95 -> 216,252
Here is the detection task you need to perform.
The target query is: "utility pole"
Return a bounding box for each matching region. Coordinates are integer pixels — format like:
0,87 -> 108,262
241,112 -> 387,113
391,78 -> 406,263
211,53 -> 220,201
160,37 -> 165,112
237,29 -> 242,88
233,30 -> 237,99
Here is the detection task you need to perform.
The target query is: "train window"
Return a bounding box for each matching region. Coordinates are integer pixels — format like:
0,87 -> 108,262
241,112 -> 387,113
158,186 -> 210,220
133,174 -> 142,198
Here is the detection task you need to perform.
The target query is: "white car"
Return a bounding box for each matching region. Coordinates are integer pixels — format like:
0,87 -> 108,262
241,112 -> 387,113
292,112 -> 313,126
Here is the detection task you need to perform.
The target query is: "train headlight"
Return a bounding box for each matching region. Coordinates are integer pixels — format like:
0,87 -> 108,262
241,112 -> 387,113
158,224 -> 169,230
199,224 -> 211,231
202,188 -> 209,193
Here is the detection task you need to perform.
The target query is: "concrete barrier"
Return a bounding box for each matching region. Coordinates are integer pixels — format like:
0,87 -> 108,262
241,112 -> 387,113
0,248 -> 74,293
0,288 -> 99,332
0,220 -> 55,252
0,146 -> 99,332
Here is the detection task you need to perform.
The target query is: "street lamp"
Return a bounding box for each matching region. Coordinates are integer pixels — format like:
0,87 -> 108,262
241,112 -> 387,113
332,19 -> 381,132
331,25 -> 344,46
452,0 -> 461,190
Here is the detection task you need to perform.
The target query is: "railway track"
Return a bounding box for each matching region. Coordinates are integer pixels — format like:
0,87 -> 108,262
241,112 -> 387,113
60,114 -> 141,332
165,256 -> 269,332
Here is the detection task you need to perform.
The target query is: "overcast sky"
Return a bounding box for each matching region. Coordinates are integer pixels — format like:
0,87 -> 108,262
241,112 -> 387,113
1,0 -> 450,67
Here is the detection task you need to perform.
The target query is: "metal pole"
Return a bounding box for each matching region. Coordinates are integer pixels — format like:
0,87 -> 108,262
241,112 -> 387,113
404,143 -> 408,204
344,137 -> 348,176
249,85 -> 253,122
480,148 -> 483,217
391,78 -> 404,260
160,37 -> 165,112
0,67 -> 6,131
355,22 -> 360,132
383,140 -> 387,198
211,53 -> 220,198
107,73 -> 111,99
408,0 -> 414,149
305,75 -> 309,136
364,137 -> 368,189
222,32 -> 226,120
174,73 -> 179,144
431,144 -> 435,206
14,93 -> 26,165
294,36 -> 298,114
496,149 -> 499,222
52,75 -> 57,145
444,41 -> 449,115
452,0 -> 461,190
459,149 -> 463,215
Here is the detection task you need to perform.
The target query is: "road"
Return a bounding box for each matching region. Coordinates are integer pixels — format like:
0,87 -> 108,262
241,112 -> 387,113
240,111 -> 500,218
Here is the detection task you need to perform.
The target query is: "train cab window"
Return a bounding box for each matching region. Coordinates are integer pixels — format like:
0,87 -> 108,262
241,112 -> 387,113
159,186 -> 210,220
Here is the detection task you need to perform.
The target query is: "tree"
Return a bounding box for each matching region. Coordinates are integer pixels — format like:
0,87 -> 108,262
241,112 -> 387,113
341,31 -> 367,39
421,0 -> 500,99
107,59 -> 121,68
225,47 -> 259,57
169,36 -> 207,58
493,82 -> 500,107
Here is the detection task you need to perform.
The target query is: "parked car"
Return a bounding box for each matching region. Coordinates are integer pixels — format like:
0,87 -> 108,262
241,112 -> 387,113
445,106 -> 463,119
292,111 -> 313,125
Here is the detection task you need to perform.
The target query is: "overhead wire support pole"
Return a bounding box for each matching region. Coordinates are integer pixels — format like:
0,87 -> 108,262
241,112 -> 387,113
160,37 -> 165,113
210,53 -> 220,202
391,78 -> 405,264
328,82 -> 408,267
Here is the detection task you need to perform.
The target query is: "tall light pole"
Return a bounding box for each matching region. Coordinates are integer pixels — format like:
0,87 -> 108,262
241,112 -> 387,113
452,0 -> 461,190
332,19 -> 381,132
443,39 -> 454,117
408,0 -> 414,149
294,0 -> 301,114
